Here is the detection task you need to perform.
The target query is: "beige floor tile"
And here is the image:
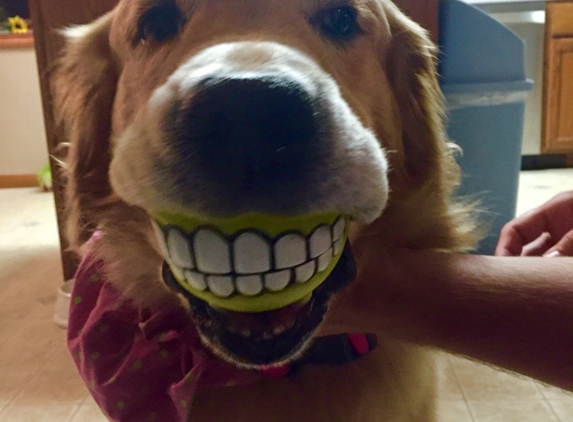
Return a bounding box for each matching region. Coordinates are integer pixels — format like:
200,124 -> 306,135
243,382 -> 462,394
0,366 -> 88,422
437,400 -> 475,422
437,355 -> 466,401
69,396 -> 109,422
452,358 -> 543,402
0,320 -> 65,369
516,168 -> 573,215
0,188 -> 59,246
18,367 -> 86,404
43,344 -> 79,372
0,368 -> 38,411
548,399 -> 573,422
0,249 -> 63,318
537,382 -> 573,401
468,400 -> 560,422
0,401 -> 81,422
0,319 -> 25,346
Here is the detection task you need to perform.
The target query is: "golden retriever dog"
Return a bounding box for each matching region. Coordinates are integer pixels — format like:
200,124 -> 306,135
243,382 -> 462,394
54,0 -> 479,420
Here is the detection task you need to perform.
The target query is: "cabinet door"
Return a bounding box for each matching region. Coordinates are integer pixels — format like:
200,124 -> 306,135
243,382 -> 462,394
543,37 -> 573,153
394,0 -> 438,41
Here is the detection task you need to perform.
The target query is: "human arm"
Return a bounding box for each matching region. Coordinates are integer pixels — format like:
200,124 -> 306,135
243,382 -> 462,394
324,248 -> 573,391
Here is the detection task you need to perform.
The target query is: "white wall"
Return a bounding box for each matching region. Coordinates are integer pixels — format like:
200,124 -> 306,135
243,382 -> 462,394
504,21 -> 545,155
0,47 -> 49,175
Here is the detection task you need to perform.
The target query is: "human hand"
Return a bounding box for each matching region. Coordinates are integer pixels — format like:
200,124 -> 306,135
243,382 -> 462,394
495,191 -> 573,257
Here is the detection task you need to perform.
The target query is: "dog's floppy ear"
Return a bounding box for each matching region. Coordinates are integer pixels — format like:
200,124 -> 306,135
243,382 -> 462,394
53,13 -> 118,249
378,6 -> 482,251
383,6 -> 447,182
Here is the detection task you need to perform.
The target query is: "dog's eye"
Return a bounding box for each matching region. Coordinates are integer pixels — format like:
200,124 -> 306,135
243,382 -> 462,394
135,3 -> 186,44
311,5 -> 362,42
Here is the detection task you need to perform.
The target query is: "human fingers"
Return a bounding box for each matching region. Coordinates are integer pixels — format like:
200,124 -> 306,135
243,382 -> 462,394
496,192 -> 573,256
543,229 -> 573,257
495,213 -> 546,256
521,232 -> 553,256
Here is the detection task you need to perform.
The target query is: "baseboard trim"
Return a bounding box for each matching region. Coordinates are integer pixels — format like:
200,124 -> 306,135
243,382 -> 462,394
521,154 -> 571,171
0,174 -> 39,189
0,33 -> 35,49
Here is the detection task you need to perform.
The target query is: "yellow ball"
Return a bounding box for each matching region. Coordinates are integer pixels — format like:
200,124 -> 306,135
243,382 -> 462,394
154,212 -> 348,312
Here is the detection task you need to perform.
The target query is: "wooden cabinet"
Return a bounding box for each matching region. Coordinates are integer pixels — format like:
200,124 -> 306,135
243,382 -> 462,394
543,1 -> 573,153
30,0 -> 120,281
394,0 -> 439,41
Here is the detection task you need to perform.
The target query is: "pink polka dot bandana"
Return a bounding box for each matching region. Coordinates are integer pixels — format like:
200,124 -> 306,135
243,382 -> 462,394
68,232 -> 261,421
68,232 -> 375,421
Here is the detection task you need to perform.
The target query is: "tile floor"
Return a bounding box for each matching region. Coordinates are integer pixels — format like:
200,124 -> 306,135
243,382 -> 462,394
0,169 -> 572,421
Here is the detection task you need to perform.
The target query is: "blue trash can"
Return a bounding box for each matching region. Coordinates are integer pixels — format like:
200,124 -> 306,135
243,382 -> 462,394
439,0 -> 534,255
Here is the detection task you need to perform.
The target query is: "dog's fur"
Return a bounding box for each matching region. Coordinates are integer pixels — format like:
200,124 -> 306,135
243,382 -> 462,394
54,0 -> 480,420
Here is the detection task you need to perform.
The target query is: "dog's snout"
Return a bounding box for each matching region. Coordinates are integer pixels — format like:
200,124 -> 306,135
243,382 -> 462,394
173,75 -> 321,192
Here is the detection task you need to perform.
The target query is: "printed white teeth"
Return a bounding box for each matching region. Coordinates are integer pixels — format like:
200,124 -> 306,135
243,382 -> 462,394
265,270 -> 292,292
185,270 -> 207,291
310,226 -> 331,258
167,228 -> 195,269
194,229 -> 232,274
236,275 -> 264,296
333,218 -> 345,242
234,233 -> 271,274
208,275 -> 235,298
274,234 -> 307,269
170,265 -> 185,282
296,261 -> 316,284
333,237 -> 344,256
152,221 -> 170,258
317,248 -> 333,272
157,216 -> 347,298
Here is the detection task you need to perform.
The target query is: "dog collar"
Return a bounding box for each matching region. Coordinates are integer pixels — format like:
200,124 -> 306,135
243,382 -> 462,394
258,333 -> 377,378
152,212 -> 349,312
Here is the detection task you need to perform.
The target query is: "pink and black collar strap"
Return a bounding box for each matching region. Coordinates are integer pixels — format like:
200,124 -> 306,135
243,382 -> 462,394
259,332 -> 377,378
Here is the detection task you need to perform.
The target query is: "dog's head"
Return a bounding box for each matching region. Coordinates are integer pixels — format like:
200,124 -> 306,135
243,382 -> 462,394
54,0 -> 477,368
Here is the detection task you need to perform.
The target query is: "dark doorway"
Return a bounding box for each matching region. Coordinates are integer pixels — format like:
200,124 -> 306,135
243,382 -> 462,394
0,0 -> 30,19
